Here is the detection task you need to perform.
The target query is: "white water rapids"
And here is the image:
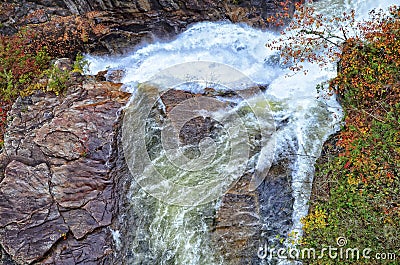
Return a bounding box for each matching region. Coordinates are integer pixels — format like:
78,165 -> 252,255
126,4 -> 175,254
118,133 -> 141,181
85,0 -> 397,264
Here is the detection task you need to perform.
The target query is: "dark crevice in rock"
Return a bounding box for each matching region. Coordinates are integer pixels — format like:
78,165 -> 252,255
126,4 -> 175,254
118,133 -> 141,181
309,132 -> 342,205
0,245 -> 17,265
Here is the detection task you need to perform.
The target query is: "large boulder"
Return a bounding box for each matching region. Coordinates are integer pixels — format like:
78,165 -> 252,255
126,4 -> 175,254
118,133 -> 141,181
0,80 -> 130,264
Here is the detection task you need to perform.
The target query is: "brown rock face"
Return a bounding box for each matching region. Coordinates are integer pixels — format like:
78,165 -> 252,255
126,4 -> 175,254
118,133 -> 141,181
0,161 -> 68,264
0,80 -> 130,264
0,0 -> 300,55
211,138 -> 296,264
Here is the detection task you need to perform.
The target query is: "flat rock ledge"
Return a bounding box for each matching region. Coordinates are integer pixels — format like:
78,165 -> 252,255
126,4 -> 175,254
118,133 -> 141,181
0,79 -> 130,264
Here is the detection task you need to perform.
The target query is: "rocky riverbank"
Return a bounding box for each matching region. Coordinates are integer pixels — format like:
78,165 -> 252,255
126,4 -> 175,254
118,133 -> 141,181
0,1 -> 302,264
0,0 -> 299,56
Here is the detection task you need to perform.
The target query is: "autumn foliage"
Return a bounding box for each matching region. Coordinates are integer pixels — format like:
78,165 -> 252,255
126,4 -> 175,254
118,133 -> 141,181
267,1 -> 356,71
332,6 -> 400,107
0,29 -> 51,99
285,3 -> 400,263
25,14 -> 110,59
0,28 -> 51,147
330,6 -> 400,203
0,10 -> 100,148
331,5 -> 400,225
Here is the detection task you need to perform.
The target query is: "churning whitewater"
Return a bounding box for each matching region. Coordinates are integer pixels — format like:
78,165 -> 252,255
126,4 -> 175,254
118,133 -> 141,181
85,0 -> 397,264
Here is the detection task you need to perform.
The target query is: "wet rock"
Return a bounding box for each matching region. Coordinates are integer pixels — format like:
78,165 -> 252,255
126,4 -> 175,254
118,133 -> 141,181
257,160 -> 295,244
35,131 -> 83,160
159,89 -> 230,146
213,173 -> 262,265
103,116 -> 134,264
160,89 -> 201,113
0,162 -> 53,228
40,231 -> 113,264
0,245 -> 16,265
51,159 -> 109,208
0,80 -> 130,264
60,209 -> 100,239
95,70 -> 107,82
105,69 -> 125,83
211,151 -> 296,264
0,161 -> 69,264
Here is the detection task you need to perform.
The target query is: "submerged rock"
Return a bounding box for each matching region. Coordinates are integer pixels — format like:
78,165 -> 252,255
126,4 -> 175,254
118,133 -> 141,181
113,87 -> 294,264
158,89 -> 295,264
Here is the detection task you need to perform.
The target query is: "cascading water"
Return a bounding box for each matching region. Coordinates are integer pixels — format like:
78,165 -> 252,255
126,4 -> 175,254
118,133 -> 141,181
86,0 -> 397,264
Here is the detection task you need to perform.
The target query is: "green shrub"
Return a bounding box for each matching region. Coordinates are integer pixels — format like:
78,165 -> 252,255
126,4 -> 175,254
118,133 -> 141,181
0,29 -> 51,101
301,6 -> 400,265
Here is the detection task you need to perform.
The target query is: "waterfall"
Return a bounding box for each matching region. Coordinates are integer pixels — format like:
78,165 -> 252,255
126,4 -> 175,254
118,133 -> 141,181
85,0 -> 397,264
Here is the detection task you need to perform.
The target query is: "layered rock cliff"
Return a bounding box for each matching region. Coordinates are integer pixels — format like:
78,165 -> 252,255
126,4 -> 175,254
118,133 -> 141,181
0,0 -> 299,55
0,78 -> 130,264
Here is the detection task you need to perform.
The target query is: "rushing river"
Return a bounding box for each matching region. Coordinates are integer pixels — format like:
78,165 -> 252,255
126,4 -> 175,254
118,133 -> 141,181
86,0 -> 397,264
